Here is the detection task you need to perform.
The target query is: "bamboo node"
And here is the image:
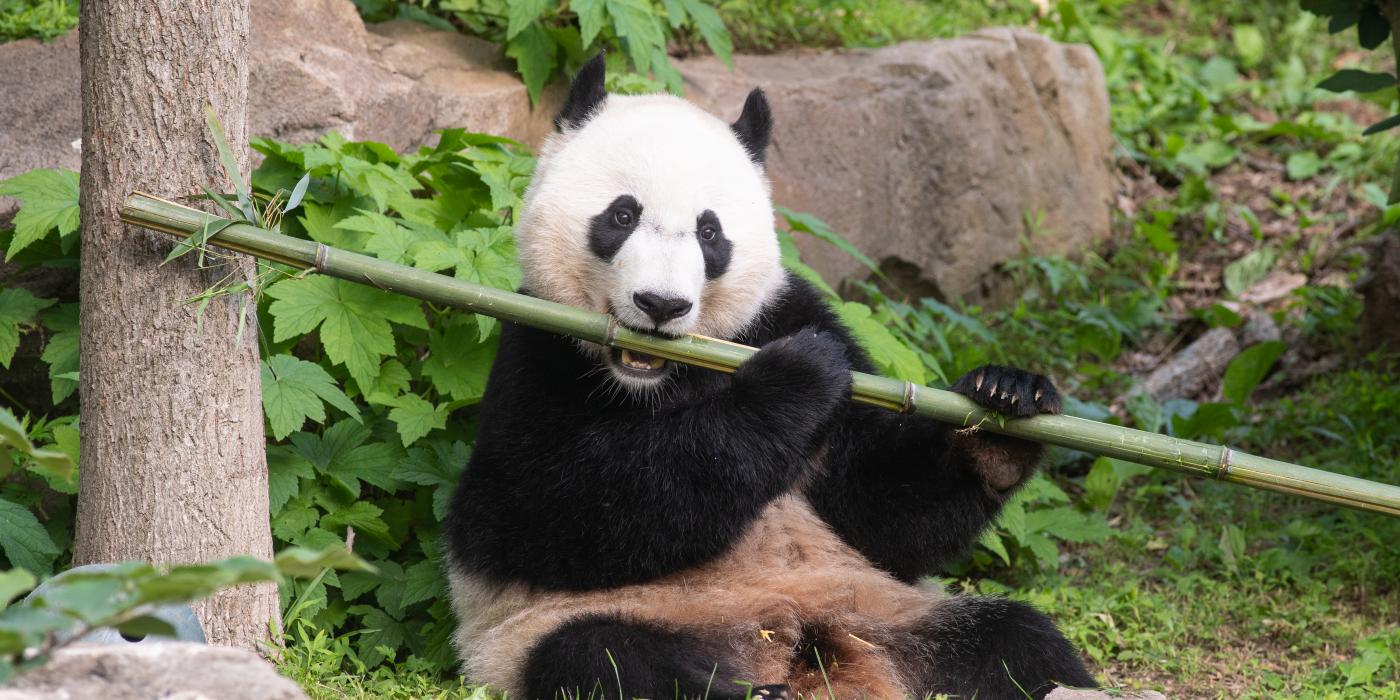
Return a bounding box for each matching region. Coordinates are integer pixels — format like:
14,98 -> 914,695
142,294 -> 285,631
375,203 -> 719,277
604,315 -> 619,347
902,382 -> 917,414
314,243 -> 329,273
1216,447 -> 1233,480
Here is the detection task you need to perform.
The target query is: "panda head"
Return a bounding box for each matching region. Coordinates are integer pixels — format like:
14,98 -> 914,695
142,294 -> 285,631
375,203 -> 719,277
517,54 -> 784,392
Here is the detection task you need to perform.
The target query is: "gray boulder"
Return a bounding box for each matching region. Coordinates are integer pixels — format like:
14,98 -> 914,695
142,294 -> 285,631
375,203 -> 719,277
0,642 -> 306,699
679,28 -> 1113,300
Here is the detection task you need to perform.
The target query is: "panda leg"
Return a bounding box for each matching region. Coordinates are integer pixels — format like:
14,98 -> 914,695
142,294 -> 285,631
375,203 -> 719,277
522,613 -> 785,700
906,596 -> 1095,700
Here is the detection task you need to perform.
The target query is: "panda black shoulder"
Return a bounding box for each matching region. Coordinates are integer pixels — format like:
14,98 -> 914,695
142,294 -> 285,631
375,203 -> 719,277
740,272 -> 876,374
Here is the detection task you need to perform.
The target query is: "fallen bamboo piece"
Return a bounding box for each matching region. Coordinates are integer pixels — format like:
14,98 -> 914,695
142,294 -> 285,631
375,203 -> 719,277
120,193 -> 1400,518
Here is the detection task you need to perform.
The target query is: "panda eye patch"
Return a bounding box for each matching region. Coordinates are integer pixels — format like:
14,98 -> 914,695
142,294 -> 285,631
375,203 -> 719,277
588,195 -> 643,262
699,225 -> 717,241
696,210 -> 731,280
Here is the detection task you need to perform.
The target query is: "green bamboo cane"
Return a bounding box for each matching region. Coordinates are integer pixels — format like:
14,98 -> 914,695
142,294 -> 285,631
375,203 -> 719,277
119,192 -> 1400,518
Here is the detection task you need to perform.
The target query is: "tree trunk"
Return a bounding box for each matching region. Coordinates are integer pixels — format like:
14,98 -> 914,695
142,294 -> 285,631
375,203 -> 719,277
75,1 -> 279,650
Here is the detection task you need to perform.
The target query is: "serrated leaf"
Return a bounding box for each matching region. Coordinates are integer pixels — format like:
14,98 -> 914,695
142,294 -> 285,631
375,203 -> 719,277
321,501 -> 390,541
978,530 -> 1011,566
0,169 -> 80,260
1317,69 -> 1396,93
266,276 -> 426,390
1222,341 -> 1285,405
400,560 -> 442,608
261,354 -> 361,440
506,22 -> 559,105
573,0 -> 607,46
679,0 -> 732,66
1026,507 -> 1111,544
0,289 -> 54,369
606,0 -> 666,74
40,303 -> 79,404
386,395 -> 449,447
267,446 -> 316,515
422,323 -> 496,402
346,604 -> 408,668
0,499 -> 61,576
507,0 -> 552,38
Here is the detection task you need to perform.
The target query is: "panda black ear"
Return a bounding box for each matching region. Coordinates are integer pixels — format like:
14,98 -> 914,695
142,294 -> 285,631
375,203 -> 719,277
555,53 -> 609,131
730,88 -> 773,166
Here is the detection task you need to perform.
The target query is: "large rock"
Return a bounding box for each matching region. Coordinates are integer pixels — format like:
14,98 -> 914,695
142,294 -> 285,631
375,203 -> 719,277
0,643 -> 307,699
679,28 -> 1113,300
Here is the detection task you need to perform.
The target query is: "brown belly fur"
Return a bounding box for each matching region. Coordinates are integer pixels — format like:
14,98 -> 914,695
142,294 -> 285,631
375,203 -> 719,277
449,495 -> 949,699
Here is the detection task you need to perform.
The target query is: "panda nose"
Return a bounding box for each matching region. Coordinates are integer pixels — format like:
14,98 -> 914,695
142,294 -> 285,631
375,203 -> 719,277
633,292 -> 693,325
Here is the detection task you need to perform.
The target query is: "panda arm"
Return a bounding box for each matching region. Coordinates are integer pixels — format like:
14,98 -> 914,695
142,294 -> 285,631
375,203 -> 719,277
762,276 -> 1048,581
446,321 -> 853,590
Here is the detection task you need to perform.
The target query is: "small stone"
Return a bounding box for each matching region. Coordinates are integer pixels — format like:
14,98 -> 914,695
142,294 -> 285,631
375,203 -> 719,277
0,643 -> 307,699
1046,688 -> 1168,700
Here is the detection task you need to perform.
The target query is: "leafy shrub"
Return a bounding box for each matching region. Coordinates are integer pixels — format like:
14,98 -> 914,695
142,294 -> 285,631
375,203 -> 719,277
0,0 -> 77,43
352,0 -> 733,102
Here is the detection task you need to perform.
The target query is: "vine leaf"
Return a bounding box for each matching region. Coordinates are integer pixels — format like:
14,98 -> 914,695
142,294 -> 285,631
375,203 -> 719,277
0,168 -> 80,260
261,354 -> 361,440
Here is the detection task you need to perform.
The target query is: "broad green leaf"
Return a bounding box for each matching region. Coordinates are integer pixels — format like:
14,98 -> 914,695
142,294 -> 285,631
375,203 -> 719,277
346,604 -> 408,668
0,569 -> 36,611
1223,248 -> 1276,297
0,169 -> 80,260
386,395 -> 449,447
507,0 -> 551,38
1232,25 -> 1265,68
289,421 -> 402,496
1285,150 -> 1322,180
0,289 -> 54,369
777,229 -> 838,298
0,499 -> 61,576
40,303 -> 78,404
114,614 -> 178,640
506,23 -> 559,105
978,530 -> 1011,566
274,545 -> 376,578
605,0 -> 667,73
1317,69 -> 1396,93
836,302 -> 924,384
399,560 -> 442,608
1358,2 -> 1390,49
267,446 -> 316,515
261,354 -> 361,440
265,276 -> 426,390
779,207 -> 882,277
422,323 -> 496,402
321,501 -> 390,541
680,0 -> 732,66
1222,341 -> 1285,405
573,0 -> 607,46
338,211 -> 419,265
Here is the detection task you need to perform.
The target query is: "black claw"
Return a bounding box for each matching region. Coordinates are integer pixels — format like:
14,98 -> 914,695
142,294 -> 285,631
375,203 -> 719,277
951,365 -> 1060,418
751,684 -> 793,700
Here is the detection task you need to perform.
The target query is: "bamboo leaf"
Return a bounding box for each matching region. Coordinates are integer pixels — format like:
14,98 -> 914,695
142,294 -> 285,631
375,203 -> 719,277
1363,112 -> 1400,136
203,107 -> 254,222
284,172 -> 312,213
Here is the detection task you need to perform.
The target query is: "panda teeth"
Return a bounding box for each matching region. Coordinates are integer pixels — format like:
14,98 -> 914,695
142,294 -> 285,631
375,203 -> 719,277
620,349 -> 666,371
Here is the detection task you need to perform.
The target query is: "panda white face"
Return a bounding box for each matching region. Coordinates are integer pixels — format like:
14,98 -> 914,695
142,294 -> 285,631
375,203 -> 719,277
516,57 -> 784,392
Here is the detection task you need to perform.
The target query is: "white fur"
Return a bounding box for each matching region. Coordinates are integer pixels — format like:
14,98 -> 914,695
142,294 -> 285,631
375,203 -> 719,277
516,94 -> 785,390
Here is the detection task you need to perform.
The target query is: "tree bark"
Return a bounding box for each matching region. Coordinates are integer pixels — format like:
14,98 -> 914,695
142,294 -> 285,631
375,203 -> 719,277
75,1 -> 279,650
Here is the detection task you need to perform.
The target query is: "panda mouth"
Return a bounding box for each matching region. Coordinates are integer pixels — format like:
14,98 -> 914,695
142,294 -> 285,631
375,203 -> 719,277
610,348 -> 669,374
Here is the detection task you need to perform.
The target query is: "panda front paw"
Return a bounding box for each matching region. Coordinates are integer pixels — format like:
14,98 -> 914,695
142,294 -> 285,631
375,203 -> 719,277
735,327 -> 852,412
950,364 -> 1060,418
748,684 -> 794,700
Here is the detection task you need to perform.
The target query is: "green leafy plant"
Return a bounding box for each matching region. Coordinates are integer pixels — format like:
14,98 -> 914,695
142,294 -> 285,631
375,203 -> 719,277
0,0 -> 77,43
0,547 -> 371,683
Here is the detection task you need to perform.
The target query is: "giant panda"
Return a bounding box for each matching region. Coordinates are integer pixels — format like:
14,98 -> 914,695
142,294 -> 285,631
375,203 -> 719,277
443,54 -> 1096,700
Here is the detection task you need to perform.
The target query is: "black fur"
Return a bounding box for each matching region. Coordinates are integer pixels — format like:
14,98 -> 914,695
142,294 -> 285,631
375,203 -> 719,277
523,614 -> 754,700
444,274 -> 1054,587
906,597 -> 1096,699
730,88 -> 773,165
696,209 -> 732,279
556,53 -> 608,131
587,195 -> 641,262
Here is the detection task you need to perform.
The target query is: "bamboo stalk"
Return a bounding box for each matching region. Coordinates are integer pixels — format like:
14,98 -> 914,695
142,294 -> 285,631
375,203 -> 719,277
120,193 -> 1400,518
